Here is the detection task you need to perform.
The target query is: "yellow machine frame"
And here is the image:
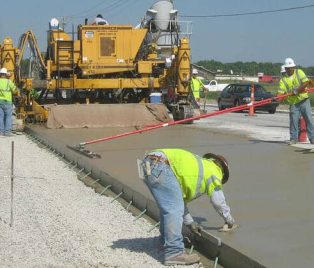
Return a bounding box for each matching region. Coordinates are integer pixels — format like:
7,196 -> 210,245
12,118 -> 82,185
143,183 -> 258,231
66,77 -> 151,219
0,19 -> 194,122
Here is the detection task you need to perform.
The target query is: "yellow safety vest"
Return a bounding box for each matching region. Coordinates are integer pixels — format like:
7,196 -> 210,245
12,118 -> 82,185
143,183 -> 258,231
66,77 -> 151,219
0,78 -> 17,102
278,69 -> 309,105
155,149 -> 223,202
190,78 -> 204,99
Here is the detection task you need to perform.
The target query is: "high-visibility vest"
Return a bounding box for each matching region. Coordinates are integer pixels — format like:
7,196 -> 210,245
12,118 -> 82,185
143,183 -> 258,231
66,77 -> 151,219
279,69 -> 309,105
0,78 -> 17,102
190,78 -> 204,99
154,149 -> 223,202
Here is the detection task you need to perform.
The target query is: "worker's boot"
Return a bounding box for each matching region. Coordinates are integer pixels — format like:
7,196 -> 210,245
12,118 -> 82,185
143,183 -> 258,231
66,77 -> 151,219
287,140 -> 297,145
164,252 -> 200,266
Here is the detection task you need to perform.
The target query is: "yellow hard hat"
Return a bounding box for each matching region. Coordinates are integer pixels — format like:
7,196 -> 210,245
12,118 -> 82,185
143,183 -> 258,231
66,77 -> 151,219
203,153 -> 229,184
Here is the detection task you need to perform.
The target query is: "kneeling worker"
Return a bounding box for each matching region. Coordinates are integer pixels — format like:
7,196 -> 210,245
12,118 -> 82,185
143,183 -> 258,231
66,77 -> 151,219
142,148 -> 237,266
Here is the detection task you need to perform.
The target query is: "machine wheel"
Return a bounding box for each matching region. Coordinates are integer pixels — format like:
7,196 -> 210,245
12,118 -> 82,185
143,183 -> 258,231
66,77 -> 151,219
234,99 -> 242,113
218,99 -> 224,110
172,106 -> 194,124
268,108 -> 276,114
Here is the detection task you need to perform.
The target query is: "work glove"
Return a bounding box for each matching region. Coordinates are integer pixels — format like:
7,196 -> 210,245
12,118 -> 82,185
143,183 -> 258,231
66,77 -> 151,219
218,222 -> 239,232
187,222 -> 203,236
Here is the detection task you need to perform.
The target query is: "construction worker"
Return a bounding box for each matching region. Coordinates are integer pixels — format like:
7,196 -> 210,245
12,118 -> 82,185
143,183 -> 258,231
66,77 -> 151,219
278,58 -> 314,145
0,68 -> 19,136
190,69 -> 205,103
280,65 -> 286,76
142,148 -> 236,266
92,14 -> 109,25
49,18 -> 61,30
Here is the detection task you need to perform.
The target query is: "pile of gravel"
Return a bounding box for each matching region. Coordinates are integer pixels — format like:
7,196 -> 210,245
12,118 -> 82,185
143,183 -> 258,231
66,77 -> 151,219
0,134 -> 199,268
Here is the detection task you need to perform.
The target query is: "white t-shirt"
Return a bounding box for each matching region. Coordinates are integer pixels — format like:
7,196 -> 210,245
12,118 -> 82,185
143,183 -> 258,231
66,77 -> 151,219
93,17 -> 108,25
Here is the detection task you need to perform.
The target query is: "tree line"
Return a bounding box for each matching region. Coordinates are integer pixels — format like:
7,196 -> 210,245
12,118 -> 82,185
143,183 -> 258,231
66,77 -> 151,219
18,58 -> 314,77
196,60 -> 314,76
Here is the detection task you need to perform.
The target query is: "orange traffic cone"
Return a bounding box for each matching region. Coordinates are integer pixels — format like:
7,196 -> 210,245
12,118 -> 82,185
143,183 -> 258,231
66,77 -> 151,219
298,116 -> 307,142
248,83 -> 255,116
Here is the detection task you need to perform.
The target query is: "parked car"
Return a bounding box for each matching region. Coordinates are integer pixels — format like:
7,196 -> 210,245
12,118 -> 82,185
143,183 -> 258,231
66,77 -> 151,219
217,83 -> 279,114
200,78 -> 229,92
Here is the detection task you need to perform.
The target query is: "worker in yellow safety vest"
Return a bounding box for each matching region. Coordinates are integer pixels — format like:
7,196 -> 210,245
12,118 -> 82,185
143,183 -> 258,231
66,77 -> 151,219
278,58 -> 314,145
190,69 -> 205,103
141,148 -> 237,266
0,68 -> 19,136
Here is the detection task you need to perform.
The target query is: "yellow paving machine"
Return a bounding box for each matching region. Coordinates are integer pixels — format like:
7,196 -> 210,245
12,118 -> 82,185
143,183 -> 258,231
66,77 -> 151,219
0,0 -> 197,126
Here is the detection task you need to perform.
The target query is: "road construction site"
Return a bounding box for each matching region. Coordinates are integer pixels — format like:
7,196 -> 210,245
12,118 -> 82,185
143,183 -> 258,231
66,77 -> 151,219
1,0 -> 314,267
1,105 -> 312,268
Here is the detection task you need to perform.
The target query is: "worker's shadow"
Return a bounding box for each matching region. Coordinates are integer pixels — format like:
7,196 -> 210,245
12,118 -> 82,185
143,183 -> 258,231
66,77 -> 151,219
111,236 -> 162,262
294,149 -> 314,154
193,216 -> 221,231
249,139 -> 287,145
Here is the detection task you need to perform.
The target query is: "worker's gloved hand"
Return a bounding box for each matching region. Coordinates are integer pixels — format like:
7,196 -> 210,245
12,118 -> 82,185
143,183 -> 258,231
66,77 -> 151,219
218,222 -> 239,232
187,222 -> 203,236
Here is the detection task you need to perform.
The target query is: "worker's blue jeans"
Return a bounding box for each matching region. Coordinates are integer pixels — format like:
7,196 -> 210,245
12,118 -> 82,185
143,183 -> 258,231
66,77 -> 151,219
143,157 -> 185,260
0,101 -> 13,135
289,98 -> 314,141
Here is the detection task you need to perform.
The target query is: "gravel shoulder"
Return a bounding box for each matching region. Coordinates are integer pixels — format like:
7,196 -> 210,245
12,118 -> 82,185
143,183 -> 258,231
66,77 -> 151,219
0,135 -> 198,268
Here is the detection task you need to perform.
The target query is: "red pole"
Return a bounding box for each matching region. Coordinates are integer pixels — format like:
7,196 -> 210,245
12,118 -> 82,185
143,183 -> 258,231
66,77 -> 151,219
298,116 -> 307,142
78,87 -> 314,147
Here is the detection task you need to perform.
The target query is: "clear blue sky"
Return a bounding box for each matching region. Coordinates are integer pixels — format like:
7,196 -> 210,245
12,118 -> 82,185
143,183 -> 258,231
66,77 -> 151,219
1,0 -> 313,66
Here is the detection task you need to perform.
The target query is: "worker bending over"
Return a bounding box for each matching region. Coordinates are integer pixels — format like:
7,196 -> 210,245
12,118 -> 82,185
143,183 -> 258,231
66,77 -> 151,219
142,148 -> 236,266
278,58 -> 314,145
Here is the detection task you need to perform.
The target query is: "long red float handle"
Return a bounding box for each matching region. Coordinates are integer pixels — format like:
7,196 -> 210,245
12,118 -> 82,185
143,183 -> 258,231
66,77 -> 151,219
80,88 -> 314,146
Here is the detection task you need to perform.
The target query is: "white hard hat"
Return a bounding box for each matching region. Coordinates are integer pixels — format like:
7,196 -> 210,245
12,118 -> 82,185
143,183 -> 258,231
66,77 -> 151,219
0,67 -> 8,74
192,68 -> 198,75
284,57 -> 296,68
280,65 -> 286,73
50,18 -> 59,27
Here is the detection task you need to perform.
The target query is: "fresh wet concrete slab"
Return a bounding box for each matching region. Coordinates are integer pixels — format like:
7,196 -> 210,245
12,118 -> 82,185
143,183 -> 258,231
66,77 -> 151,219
25,124 -> 314,268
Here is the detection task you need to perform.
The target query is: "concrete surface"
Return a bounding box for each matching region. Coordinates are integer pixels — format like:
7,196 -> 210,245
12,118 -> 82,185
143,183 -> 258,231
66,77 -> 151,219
24,119 -> 314,268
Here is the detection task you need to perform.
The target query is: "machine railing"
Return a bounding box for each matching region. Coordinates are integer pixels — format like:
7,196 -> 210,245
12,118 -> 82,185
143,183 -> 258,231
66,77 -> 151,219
148,19 -> 192,37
